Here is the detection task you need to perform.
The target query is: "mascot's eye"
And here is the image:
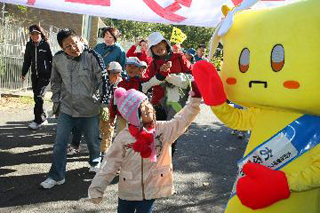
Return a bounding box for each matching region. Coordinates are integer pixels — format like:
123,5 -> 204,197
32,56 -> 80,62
271,44 -> 285,72
239,48 -> 250,73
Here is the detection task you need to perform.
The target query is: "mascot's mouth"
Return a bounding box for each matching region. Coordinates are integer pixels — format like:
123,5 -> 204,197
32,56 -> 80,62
249,81 -> 268,88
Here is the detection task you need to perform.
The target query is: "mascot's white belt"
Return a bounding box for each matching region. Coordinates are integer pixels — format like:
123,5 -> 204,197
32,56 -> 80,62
231,115 -> 320,197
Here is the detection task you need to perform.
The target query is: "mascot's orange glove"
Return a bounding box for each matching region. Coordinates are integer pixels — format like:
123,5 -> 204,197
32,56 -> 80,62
237,162 -> 290,210
192,61 -> 226,106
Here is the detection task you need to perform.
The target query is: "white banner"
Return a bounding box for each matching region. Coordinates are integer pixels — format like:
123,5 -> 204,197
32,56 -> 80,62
1,0 -> 295,27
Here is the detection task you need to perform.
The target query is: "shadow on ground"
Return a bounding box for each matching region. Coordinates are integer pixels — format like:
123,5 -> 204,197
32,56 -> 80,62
0,118 -> 247,212
154,122 -> 247,212
0,119 -> 119,208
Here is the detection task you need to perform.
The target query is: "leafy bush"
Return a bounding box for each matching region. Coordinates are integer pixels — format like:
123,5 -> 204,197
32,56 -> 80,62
103,18 -> 215,53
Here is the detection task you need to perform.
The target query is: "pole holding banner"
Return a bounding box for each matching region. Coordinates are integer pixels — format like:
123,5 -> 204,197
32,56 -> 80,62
82,15 -> 92,43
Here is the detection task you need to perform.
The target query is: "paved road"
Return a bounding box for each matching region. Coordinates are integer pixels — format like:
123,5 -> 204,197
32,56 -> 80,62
0,98 -> 247,213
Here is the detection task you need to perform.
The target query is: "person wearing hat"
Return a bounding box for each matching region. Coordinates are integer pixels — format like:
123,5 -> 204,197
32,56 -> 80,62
100,57 -> 144,156
100,57 -> 151,159
123,57 -> 146,82
195,44 -> 209,62
185,48 -> 196,64
107,61 -> 123,86
99,61 -> 123,156
126,39 -> 152,65
141,31 -> 193,155
21,24 -> 53,130
110,57 -> 154,136
103,57 -> 164,155
94,27 -> 126,77
88,81 -> 202,212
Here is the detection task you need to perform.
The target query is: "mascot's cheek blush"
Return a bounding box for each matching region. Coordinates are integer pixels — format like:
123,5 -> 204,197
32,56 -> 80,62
226,77 -> 237,85
283,80 -> 300,89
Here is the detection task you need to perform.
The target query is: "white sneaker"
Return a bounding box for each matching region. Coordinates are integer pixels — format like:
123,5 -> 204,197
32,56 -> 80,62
89,163 -> 101,173
28,120 -> 48,130
40,177 -> 65,189
41,120 -> 48,126
28,121 -> 41,130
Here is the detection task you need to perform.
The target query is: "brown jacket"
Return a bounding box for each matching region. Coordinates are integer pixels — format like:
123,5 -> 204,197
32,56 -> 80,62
88,97 -> 201,201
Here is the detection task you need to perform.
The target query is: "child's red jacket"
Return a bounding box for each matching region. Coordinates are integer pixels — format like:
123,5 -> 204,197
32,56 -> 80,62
145,52 -> 192,105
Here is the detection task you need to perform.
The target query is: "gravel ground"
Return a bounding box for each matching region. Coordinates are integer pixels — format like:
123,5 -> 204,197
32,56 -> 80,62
0,96 -> 246,213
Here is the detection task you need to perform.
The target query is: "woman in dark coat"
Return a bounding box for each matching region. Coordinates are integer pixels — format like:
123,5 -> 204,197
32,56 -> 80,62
21,24 -> 53,129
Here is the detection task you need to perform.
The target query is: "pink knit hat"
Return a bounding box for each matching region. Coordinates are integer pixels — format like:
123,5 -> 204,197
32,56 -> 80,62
114,88 -> 148,127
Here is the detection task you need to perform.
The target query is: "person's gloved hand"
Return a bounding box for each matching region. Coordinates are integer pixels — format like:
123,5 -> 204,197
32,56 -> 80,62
237,162 -> 290,210
160,61 -> 172,73
100,104 -> 109,122
141,62 -> 171,93
52,102 -> 60,117
192,60 -> 226,106
141,74 -> 165,93
190,81 -> 202,98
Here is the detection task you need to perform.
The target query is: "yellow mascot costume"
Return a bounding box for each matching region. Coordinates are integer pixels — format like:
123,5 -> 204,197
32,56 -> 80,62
193,0 -> 320,212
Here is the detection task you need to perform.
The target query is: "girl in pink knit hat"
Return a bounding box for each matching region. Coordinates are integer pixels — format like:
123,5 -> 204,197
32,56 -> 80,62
88,80 -> 202,212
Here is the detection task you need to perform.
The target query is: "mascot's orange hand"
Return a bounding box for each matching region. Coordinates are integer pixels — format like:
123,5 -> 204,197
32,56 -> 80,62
237,162 -> 290,210
192,61 -> 226,106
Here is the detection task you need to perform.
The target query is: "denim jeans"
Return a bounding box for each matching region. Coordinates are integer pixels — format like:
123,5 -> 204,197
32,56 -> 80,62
48,113 -> 100,181
118,198 -> 155,213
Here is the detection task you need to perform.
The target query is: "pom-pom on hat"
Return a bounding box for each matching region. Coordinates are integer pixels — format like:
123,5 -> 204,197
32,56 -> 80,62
114,88 -> 148,127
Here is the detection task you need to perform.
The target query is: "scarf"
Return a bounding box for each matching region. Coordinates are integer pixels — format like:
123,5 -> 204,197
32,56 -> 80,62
128,124 -> 157,162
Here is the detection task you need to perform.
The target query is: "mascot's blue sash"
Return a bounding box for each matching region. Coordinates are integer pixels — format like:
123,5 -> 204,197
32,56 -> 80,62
231,115 -> 320,197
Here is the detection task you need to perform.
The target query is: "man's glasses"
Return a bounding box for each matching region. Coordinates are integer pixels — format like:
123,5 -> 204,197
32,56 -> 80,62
63,41 -> 79,51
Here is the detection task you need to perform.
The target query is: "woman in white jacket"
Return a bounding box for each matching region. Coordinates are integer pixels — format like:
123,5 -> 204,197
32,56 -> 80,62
88,81 -> 201,212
